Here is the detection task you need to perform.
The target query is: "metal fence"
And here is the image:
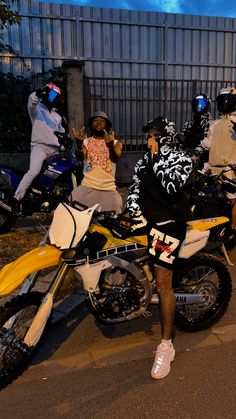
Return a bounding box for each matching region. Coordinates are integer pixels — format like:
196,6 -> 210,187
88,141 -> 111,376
1,69 -> 235,153
3,2 -> 236,82
2,2 -> 236,153
86,77 -> 234,151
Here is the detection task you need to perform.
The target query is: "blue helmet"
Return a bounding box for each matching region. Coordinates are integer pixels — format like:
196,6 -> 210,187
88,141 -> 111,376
192,93 -> 211,114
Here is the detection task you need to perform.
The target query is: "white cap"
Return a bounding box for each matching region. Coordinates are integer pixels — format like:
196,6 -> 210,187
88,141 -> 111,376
219,86 -> 236,95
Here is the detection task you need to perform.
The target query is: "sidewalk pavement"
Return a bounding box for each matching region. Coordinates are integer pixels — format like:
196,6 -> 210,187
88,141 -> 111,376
40,245 -> 236,360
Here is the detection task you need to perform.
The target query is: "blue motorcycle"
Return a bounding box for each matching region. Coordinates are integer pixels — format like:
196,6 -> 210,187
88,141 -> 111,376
0,132 -> 83,233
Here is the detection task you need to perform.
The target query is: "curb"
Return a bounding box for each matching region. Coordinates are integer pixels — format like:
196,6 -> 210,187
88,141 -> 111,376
52,288 -> 86,324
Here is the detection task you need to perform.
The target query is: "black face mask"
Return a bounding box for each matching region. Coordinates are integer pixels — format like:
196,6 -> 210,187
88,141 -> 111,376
41,98 -> 54,111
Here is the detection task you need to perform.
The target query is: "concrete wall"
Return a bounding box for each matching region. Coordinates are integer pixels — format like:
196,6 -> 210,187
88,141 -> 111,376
63,60 -> 85,131
0,153 -> 30,172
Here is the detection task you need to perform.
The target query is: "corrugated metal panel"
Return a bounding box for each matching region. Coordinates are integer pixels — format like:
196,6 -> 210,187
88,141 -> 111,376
2,1 -> 236,141
2,1 -> 236,81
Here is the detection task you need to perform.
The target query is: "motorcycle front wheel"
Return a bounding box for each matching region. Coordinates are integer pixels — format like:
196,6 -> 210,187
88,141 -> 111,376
0,208 -> 17,234
0,291 -> 45,389
174,254 -> 232,332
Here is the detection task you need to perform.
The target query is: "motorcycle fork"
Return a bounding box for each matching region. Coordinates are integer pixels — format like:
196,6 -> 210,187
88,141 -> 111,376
71,172 -> 78,189
4,269 -> 43,331
19,270 -> 41,295
5,263 -> 70,331
47,261 -> 71,300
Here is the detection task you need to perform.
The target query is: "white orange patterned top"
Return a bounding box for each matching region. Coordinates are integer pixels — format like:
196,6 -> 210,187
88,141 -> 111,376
81,137 -> 118,191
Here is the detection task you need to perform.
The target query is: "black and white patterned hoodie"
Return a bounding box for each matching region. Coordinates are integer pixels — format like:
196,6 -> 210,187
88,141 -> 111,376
181,113 -> 213,151
125,122 -> 193,223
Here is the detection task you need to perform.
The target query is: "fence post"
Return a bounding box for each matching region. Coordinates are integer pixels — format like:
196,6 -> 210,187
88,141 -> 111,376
192,79 -> 197,97
164,20 -> 169,80
62,60 -> 85,130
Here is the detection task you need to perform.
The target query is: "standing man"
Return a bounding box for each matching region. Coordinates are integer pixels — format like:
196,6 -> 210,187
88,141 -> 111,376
14,83 -> 64,201
71,111 -> 123,213
121,117 -> 193,379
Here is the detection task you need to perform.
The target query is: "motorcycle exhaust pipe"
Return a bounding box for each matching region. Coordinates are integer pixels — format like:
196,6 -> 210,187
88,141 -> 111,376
151,293 -> 204,305
101,283 -> 135,293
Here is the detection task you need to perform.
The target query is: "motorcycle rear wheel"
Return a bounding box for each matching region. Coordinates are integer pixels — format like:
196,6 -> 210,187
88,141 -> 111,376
0,291 -> 45,389
174,254 -> 232,332
0,209 -> 17,234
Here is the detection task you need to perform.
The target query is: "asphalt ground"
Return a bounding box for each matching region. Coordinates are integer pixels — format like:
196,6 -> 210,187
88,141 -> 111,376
0,276 -> 236,418
0,189 -> 236,417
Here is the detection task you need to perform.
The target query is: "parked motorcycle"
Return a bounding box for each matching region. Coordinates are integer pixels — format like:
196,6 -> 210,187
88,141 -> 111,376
190,165 -> 234,218
189,163 -> 236,258
0,200 -> 232,387
0,132 -> 83,234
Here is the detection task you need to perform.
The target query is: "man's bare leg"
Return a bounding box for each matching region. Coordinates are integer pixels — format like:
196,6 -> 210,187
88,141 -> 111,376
151,265 -> 176,379
230,199 -> 236,229
154,265 -> 175,339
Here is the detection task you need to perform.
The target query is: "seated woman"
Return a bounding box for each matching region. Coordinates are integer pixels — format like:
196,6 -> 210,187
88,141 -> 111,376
71,111 -> 123,214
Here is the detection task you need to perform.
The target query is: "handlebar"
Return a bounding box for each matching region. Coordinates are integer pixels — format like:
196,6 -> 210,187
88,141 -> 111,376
54,131 -> 71,147
71,200 -> 116,219
196,164 -> 236,179
210,163 -> 236,174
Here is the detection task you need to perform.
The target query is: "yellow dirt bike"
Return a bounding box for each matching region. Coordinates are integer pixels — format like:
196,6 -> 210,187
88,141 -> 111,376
0,202 -> 232,388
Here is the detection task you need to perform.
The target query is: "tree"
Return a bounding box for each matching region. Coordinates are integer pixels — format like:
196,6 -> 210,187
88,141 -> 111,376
0,0 -> 21,52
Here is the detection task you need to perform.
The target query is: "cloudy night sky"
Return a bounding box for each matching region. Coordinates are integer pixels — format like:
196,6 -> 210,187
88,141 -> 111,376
38,0 -> 236,18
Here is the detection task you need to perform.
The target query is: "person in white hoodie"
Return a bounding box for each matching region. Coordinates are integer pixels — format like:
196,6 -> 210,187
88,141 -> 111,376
14,83 -> 65,201
201,87 -> 236,229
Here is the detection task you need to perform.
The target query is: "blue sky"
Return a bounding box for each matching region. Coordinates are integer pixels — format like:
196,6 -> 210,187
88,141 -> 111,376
37,0 -> 236,18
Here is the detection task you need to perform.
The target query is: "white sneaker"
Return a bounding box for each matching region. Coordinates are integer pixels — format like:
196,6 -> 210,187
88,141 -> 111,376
151,342 -> 175,379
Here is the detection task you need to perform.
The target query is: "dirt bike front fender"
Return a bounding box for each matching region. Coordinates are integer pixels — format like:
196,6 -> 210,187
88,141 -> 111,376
0,246 -> 61,297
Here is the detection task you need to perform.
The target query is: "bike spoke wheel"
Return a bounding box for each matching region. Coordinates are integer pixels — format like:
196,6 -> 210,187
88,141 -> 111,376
0,292 -> 44,388
174,254 -> 232,332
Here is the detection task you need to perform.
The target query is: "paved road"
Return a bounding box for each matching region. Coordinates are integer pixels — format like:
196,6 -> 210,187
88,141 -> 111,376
0,300 -> 236,419
0,248 -> 236,418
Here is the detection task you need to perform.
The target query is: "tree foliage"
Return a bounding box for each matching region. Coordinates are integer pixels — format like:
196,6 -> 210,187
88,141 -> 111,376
0,72 -> 31,152
0,0 -> 21,52
0,67 -> 67,153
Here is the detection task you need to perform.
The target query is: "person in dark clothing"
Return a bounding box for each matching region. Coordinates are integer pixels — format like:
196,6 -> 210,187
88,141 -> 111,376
181,93 -> 213,165
121,117 -> 193,379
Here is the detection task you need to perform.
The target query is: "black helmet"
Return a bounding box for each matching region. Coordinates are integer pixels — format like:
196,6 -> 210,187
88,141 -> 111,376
142,116 -> 177,148
216,87 -> 236,114
88,111 -> 112,131
142,116 -> 176,136
192,93 -> 211,114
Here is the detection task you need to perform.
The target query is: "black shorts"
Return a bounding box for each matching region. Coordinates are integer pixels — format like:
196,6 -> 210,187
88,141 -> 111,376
147,220 -> 187,270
